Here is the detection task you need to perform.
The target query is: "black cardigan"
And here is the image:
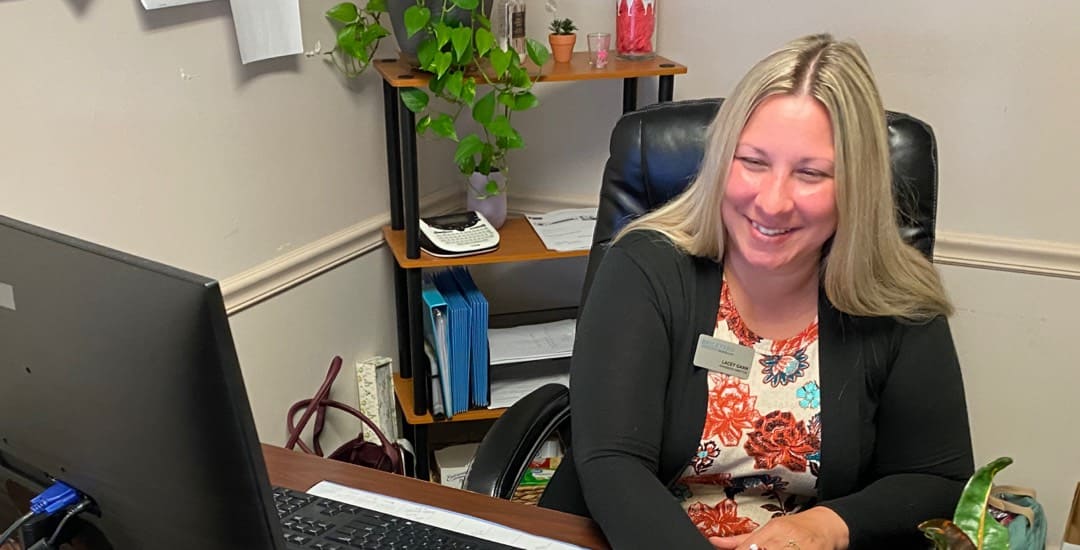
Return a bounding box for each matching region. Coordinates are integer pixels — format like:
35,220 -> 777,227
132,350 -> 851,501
539,231 -> 974,549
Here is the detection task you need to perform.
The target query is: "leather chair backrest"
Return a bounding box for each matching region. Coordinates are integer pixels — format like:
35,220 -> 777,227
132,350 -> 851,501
583,98 -> 939,298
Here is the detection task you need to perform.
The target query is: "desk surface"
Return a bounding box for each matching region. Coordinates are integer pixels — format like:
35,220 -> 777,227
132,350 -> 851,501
263,444 -> 608,549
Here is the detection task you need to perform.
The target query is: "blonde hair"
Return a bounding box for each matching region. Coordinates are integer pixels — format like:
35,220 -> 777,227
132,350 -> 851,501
617,33 -> 952,320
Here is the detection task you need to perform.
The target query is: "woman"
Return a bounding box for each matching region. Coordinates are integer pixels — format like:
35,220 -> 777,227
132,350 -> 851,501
540,34 -> 974,549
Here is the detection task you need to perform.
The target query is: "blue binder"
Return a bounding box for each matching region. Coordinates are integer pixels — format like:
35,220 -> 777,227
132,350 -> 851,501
432,270 -> 471,415
450,267 -> 490,408
421,276 -> 453,418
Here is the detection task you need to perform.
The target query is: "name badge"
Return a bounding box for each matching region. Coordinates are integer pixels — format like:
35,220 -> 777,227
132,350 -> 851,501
692,334 -> 755,379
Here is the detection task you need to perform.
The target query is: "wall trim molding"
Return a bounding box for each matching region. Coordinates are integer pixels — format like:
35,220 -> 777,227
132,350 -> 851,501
222,192 -> 1080,315
221,186 -> 460,315
934,231 -> 1080,280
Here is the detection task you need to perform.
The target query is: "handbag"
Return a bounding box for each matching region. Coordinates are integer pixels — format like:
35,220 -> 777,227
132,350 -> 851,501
987,484 -> 1047,550
284,356 -> 404,475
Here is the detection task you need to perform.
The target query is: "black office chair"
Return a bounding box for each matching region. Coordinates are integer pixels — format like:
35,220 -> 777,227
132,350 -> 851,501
462,97 -> 940,502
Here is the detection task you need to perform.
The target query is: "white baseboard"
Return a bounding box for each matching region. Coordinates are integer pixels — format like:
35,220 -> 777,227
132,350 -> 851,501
221,192 -> 1080,315
220,186 -> 460,315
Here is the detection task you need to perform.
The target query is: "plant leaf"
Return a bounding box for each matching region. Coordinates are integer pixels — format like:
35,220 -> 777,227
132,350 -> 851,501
513,91 -> 538,111
403,5 -> 430,38
400,87 -> 430,113
474,27 -> 494,57
508,65 -> 531,89
432,21 -> 451,49
496,129 -> 523,150
365,0 -> 388,13
485,179 -> 500,195
489,48 -> 512,79
336,24 -> 360,57
416,114 -> 432,135
526,37 -> 550,67
474,12 -> 491,30
451,26 -> 473,60
417,37 -> 439,69
452,0 -> 479,10
445,70 -> 464,101
326,2 -> 359,23
454,135 -> 484,168
472,90 -> 496,124
458,155 -> 476,175
486,115 -> 514,138
461,77 -> 477,104
430,113 -> 458,141
433,51 -> 453,78
359,24 -> 390,49
497,91 -> 516,109
952,457 -> 1013,548
918,519 -> 977,550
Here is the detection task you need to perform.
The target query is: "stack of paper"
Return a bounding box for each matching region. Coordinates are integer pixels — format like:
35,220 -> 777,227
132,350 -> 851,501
489,358 -> 570,410
488,319 -> 576,365
524,208 -> 598,252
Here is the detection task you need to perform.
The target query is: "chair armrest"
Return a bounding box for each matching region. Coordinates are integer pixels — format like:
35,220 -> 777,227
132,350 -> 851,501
463,383 -> 571,500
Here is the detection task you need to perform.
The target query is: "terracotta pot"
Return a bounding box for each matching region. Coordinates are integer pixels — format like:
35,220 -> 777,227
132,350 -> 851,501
548,33 -> 577,64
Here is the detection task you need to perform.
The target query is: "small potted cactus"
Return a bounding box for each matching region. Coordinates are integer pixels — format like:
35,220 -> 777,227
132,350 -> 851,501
548,18 -> 578,63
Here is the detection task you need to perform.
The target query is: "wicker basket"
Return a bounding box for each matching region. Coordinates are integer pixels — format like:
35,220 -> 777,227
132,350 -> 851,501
511,485 -> 547,506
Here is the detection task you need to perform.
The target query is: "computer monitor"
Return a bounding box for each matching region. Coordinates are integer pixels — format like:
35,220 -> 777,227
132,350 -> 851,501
0,215 -> 287,549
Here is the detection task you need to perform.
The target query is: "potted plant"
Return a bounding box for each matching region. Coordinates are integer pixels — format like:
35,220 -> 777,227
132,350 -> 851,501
318,1 -> 392,78
548,18 -> 578,64
396,0 -> 551,228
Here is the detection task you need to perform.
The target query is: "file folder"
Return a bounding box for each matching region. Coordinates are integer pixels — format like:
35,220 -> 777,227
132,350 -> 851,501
432,270 -> 471,415
421,276 -> 454,418
450,267 -> 490,408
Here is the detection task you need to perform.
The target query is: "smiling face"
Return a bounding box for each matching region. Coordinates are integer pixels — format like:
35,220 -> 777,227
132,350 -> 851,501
721,94 -> 838,275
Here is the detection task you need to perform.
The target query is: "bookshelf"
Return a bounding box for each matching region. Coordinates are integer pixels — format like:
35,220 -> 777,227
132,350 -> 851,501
377,51 -> 687,479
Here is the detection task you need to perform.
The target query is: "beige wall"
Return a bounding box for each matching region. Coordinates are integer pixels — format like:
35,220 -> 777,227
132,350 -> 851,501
2,0 -> 1077,546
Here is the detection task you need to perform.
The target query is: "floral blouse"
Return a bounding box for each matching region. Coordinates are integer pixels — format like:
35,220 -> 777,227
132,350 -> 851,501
675,281 -> 823,538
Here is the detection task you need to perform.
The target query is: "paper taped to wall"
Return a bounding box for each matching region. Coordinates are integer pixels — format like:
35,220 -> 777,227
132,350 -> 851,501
141,0 -> 213,9
230,0 -> 303,64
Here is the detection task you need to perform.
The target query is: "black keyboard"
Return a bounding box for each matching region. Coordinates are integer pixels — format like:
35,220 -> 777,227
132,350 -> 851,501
272,486 -> 523,550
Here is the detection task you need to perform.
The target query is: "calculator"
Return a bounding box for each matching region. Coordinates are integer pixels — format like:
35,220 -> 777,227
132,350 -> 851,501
418,211 -> 501,257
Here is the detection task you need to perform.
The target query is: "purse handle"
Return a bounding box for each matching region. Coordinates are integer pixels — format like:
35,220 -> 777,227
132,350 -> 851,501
284,356 -> 402,474
988,485 -> 1038,526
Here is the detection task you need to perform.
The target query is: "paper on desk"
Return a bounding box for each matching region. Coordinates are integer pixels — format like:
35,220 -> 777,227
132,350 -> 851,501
230,0 -> 303,64
488,319 -> 576,365
140,0 -> 212,9
307,481 -> 585,550
525,208 -> 597,252
490,359 -> 570,409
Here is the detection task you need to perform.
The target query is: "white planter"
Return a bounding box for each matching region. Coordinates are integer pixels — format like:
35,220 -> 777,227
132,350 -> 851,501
466,171 -> 507,229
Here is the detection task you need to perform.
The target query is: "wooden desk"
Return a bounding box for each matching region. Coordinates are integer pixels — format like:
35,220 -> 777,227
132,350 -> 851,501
263,444 -> 608,549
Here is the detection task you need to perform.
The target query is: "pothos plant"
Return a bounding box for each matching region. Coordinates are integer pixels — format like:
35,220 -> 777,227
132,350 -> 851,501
320,1 -> 392,78
397,0 -> 551,198
919,457 -> 1014,549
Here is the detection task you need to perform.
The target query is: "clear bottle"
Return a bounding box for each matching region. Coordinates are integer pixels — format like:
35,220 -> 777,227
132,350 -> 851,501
507,0 -> 526,60
491,0 -> 510,52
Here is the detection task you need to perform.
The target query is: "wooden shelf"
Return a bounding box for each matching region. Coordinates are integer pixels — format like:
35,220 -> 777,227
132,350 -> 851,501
382,217 -> 588,269
374,51 -> 687,87
394,373 -> 506,425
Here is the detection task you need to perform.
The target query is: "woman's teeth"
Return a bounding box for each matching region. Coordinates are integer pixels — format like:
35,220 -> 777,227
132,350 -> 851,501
751,221 -> 792,236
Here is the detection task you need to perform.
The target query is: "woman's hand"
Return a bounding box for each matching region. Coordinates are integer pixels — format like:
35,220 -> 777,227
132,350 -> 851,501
708,507 -> 849,550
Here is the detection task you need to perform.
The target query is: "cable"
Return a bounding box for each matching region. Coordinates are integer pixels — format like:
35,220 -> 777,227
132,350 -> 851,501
0,481 -> 83,547
0,510 -> 36,546
46,498 -> 93,547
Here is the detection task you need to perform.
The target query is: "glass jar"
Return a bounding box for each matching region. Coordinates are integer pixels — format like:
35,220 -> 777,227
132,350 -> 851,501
615,0 -> 656,60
